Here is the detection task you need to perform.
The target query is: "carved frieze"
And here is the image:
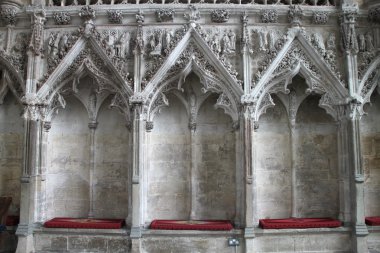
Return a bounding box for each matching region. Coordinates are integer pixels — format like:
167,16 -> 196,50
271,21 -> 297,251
260,9 -> 278,23
53,12 -> 71,25
0,32 -> 28,74
156,9 -> 174,22
107,10 -> 123,24
211,10 -> 229,23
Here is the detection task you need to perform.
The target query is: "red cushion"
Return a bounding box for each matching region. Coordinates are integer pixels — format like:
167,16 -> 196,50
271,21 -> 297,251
259,218 -> 342,229
5,216 -> 19,226
44,217 -> 125,229
365,217 -> 380,226
150,220 -> 233,230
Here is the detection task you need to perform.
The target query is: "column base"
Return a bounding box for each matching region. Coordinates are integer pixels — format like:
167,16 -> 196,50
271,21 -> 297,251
355,223 -> 369,236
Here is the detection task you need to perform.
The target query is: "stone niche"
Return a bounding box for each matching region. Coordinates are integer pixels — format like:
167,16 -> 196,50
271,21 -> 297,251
0,92 -> 23,217
46,76 -> 130,220
256,76 -> 339,219
146,73 -> 236,223
361,92 -> 380,217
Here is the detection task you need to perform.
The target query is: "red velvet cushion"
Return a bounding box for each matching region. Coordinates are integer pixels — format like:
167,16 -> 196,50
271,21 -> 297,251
259,218 -> 342,229
150,220 -> 233,230
365,217 -> 380,226
44,218 -> 125,229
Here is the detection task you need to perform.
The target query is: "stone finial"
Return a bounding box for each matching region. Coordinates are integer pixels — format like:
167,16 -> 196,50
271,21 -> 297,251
211,9 -> 229,23
156,9 -> 174,22
261,9 -> 278,23
53,12 -> 71,25
107,10 -> 123,24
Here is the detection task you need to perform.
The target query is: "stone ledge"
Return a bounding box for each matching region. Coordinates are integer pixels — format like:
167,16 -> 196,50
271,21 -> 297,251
34,227 -> 129,236
254,226 -> 351,236
142,228 -> 243,237
368,226 -> 380,232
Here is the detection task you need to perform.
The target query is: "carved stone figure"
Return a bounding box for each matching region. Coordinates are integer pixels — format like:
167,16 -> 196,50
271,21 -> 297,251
29,10 -> 46,56
149,31 -> 162,56
210,34 -> 221,55
228,30 -> 236,52
326,33 -> 336,50
365,32 -> 375,52
358,34 -> 366,52
115,32 -> 129,58
104,34 -> 116,57
311,33 -> 325,54
58,34 -> 68,59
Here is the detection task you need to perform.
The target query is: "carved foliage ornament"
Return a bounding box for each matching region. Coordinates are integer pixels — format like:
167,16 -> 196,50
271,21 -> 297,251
184,5 -> 200,22
53,12 -> 71,25
312,12 -> 328,25
369,6 -> 380,23
79,6 -> 96,21
288,5 -> 303,26
211,9 -> 229,23
107,10 -> 123,24
0,7 -> 17,26
156,9 -> 174,22
261,9 -> 278,23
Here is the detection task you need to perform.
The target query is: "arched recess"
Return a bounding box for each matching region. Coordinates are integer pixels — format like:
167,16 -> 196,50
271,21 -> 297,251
295,92 -> 339,218
254,74 -> 340,220
360,90 -> 380,217
145,71 -> 240,224
253,95 -> 292,219
0,91 -> 24,219
40,42 -> 132,221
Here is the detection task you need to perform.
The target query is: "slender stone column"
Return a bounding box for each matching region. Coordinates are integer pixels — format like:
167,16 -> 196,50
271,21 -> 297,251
337,109 -> 351,224
88,121 -> 97,218
289,120 -> 297,218
130,101 -> 145,253
341,3 -> 369,251
189,128 -> 197,220
16,106 -> 43,253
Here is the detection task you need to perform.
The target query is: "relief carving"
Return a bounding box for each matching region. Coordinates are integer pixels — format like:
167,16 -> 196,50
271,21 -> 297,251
29,10 -> 46,56
53,12 -> 71,25
260,9 -> 278,23
211,9 -> 229,23
107,10 -> 123,24
156,9 -> 174,22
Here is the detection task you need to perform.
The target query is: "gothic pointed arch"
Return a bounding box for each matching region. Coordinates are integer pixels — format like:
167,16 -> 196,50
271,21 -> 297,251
36,35 -> 133,104
142,26 -> 243,127
37,36 -> 132,124
247,28 -> 349,122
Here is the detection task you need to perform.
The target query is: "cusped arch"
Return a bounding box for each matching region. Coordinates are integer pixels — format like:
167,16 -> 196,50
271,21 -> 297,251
251,33 -> 349,123
145,58 -> 240,127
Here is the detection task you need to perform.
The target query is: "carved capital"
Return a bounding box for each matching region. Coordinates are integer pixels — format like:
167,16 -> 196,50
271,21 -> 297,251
146,121 -> 153,131
88,121 -> 98,129
129,94 -> 145,105
53,12 -> 71,25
